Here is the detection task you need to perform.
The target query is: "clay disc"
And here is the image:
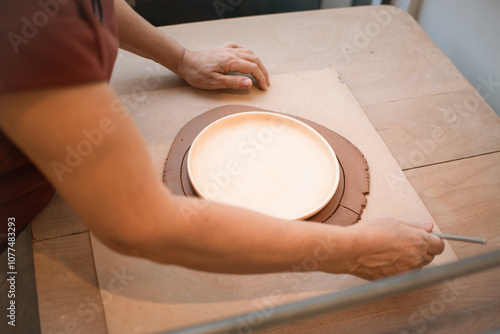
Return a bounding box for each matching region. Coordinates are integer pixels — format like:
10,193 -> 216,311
163,105 -> 369,226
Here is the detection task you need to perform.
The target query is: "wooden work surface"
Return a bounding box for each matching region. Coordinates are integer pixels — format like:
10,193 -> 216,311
30,5 -> 500,334
92,66 -> 459,333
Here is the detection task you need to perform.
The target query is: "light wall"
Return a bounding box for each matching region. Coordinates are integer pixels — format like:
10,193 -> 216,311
417,0 -> 500,116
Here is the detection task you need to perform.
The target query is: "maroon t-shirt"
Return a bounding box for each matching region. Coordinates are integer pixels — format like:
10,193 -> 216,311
0,0 -> 119,247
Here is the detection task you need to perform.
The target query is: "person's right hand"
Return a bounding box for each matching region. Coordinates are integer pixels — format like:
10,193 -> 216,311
344,218 -> 445,280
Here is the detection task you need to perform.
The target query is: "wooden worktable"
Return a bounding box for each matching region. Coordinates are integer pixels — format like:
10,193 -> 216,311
30,6 -> 500,333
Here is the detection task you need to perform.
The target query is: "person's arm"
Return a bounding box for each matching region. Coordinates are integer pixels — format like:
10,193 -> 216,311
113,0 -> 270,90
0,85 -> 443,280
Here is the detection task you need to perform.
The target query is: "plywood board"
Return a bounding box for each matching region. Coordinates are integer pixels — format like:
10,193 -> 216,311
31,192 -> 88,241
33,233 -> 106,334
405,152 -> 500,258
92,67 -> 457,333
364,90 -> 500,169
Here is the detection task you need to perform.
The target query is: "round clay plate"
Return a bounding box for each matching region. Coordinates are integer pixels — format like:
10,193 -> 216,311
187,111 -> 340,220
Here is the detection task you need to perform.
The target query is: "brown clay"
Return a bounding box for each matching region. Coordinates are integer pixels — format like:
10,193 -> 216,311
163,105 -> 369,226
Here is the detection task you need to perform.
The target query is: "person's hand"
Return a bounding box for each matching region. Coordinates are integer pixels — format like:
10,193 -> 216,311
177,42 -> 270,90
344,218 -> 445,280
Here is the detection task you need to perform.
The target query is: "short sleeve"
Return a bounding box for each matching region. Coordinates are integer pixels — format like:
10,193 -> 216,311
0,0 -> 119,93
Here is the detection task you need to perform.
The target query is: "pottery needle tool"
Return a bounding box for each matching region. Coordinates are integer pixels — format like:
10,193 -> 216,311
430,232 -> 487,244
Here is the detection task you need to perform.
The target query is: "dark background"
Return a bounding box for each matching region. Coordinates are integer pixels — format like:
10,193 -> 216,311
131,0 -> 376,26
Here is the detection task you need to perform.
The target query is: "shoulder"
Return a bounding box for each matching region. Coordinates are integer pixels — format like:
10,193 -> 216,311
0,0 -> 118,93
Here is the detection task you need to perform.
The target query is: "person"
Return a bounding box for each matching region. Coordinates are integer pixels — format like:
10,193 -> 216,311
0,0 -> 444,280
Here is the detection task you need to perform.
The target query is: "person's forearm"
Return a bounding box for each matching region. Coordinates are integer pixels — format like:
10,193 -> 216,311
113,0 -> 185,75
134,193 -> 356,275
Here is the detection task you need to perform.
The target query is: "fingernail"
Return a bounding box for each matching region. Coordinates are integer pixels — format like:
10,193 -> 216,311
242,78 -> 252,88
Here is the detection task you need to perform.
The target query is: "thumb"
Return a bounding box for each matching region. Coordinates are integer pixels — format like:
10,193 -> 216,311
224,41 -> 242,49
421,221 -> 434,232
239,77 -> 253,89
219,75 -> 253,90
400,220 -> 434,232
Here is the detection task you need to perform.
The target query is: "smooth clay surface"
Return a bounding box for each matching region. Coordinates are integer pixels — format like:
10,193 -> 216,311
164,105 -> 370,226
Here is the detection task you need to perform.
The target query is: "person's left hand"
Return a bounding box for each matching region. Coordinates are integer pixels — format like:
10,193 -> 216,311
177,42 -> 270,90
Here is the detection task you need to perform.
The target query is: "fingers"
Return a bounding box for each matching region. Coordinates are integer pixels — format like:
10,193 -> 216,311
396,220 -> 445,255
224,41 -> 241,49
238,53 -> 270,89
225,58 -> 269,90
426,232 -> 445,256
422,252 -> 436,266
410,222 -> 446,256
404,220 -> 445,255
398,220 -> 433,231
420,221 -> 434,232
224,42 -> 270,90
214,74 -> 253,90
